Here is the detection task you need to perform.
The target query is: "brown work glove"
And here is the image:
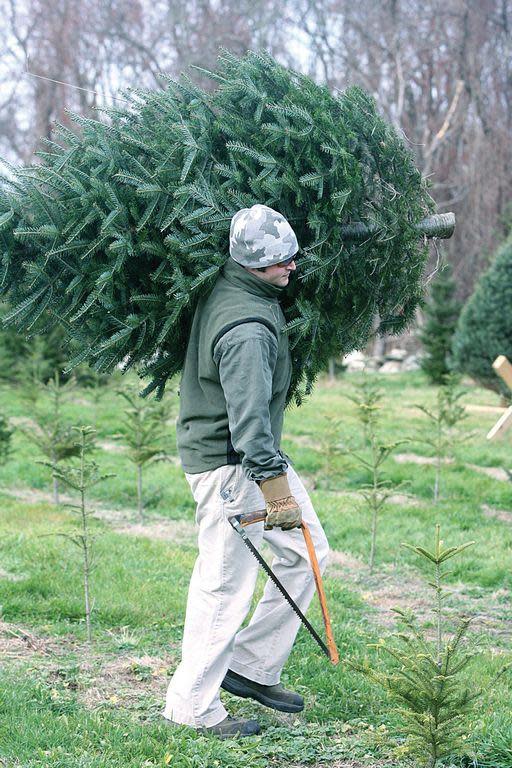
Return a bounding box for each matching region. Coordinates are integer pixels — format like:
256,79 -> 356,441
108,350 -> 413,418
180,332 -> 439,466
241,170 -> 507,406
260,473 -> 302,531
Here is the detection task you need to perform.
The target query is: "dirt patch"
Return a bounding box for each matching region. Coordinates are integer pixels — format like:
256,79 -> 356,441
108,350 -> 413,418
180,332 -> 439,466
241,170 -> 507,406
282,433 -> 318,450
165,454 -> 182,466
394,453 -> 453,466
481,504 -> 512,523
327,551 -> 511,646
0,567 -> 27,582
327,550 -> 366,573
0,620 -> 59,658
2,486 -> 135,527
98,440 -> 127,453
73,397 -> 95,407
1,486 -> 195,541
2,486 -> 73,506
386,493 -> 420,507
115,520 -> 195,545
393,455 -> 512,482
8,415 -> 37,429
360,576 -> 432,629
78,651 -> 174,711
467,464 -> 511,482
465,404 -> 506,414
1,619 -> 177,713
302,483 -> 422,507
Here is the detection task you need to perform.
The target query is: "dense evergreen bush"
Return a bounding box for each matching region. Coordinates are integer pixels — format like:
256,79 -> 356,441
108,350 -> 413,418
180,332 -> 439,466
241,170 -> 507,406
419,262 -> 461,384
452,236 -> 512,394
0,302 -> 68,383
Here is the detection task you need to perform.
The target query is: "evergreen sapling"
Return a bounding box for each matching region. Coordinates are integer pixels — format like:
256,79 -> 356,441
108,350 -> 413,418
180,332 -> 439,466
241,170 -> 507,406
40,426 -> 115,644
351,525 -> 478,768
0,412 -> 13,465
419,262 -> 461,385
0,301 -> 68,387
113,388 -> 173,520
415,374 -> 472,503
21,372 -> 81,503
319,414 -> 344,488
343,377 -> 408,571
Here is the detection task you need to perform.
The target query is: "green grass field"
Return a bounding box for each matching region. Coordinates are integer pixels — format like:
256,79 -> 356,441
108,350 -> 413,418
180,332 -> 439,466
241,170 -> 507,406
1,371 -> 511,767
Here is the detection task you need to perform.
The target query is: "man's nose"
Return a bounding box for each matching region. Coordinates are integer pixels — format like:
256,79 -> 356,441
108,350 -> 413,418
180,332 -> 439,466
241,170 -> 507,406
287,259 -> 297,271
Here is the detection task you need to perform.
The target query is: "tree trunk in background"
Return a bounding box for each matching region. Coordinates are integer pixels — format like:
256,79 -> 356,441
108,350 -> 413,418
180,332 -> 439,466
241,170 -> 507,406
372,334 -> 387,363
295,0 -> 512,301
369,313 -> 387,362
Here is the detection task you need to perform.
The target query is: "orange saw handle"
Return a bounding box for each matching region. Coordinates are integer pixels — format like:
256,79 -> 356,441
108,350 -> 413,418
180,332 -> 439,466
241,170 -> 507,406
235,509 -> 339,665
300,520 -> 339,665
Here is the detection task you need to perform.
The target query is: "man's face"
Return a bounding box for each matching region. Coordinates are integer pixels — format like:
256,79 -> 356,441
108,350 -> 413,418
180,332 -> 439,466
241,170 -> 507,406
247,256 -> 297,287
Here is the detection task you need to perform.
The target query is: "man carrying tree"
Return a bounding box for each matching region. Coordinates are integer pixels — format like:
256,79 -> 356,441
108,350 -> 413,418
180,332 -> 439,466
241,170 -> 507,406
162,204 -> 330,738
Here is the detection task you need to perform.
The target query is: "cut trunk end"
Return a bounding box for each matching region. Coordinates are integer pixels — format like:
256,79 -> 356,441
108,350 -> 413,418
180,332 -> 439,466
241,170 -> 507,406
340,212 -> 455,241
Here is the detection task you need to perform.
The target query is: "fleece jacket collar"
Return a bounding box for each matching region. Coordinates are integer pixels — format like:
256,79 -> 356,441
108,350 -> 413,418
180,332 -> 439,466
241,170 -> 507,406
222,257 -> 284,300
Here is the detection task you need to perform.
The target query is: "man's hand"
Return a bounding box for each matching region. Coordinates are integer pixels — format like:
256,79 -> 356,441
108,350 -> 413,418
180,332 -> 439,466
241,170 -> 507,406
259,473 -> 302,531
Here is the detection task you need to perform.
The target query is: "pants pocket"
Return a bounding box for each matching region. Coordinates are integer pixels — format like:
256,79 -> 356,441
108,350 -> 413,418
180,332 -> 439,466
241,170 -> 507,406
219,464 -> 241,505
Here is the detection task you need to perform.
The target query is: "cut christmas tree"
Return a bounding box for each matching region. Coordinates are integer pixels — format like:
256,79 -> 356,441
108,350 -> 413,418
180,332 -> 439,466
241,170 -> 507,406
0,50 -> 453,404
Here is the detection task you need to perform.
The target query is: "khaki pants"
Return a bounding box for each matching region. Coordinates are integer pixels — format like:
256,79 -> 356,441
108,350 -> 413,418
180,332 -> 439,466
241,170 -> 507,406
162,463 -> 329,728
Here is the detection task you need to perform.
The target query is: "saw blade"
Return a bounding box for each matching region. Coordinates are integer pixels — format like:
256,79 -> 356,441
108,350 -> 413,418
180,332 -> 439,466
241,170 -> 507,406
229,516 -> 330,659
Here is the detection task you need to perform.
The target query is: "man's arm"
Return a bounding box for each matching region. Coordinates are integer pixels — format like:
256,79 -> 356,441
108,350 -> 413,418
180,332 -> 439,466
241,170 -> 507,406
214,321 -> 301,529
213,321 -> 287,483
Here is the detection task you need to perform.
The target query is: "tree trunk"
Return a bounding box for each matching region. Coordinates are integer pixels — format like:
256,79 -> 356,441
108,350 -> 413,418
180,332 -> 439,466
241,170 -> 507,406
53,476 -> 59,505
137,464 -> 144,521
81,490 -> 92,645
340,213 -> 455,241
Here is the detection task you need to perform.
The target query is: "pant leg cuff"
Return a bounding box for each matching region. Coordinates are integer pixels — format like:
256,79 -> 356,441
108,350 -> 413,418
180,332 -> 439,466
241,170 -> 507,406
228,658 -> 280,686
162,703 -> 228,728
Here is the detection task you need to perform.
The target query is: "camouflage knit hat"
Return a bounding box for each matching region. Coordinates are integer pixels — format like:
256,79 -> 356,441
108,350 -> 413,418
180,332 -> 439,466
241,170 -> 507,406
229,204 -> 299,267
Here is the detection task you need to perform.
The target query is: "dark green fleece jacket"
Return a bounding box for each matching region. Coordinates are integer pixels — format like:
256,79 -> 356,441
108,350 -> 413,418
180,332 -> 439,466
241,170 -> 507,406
176,257 -> 292,482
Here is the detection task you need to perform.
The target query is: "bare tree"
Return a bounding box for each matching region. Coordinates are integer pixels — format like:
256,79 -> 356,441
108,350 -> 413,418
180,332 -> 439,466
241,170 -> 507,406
294,0 -> 512,299
0,0 -> 292,162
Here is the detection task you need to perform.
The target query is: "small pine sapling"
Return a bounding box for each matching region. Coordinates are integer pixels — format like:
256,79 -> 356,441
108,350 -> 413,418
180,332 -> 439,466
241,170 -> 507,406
415,374 -> 472,503
319,415 -> 344,488
21,372 -> 80,503
41,426 -> 115,644
419,262 -> 461,385
344,377 -> 408,571
0,412 -> 14,465
74,367 -> 112,426
16,346 -> 44,408
350,525 -> 478,768
113,389 -> 173,520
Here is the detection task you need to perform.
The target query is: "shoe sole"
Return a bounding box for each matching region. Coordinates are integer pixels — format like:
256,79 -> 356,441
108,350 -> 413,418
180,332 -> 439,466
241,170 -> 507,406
221,678 -> 304,713
166,719 -> 260,739
200,726 -> 260,739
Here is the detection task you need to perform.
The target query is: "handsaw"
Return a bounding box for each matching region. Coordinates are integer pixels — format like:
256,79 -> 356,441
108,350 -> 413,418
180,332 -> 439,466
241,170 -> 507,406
228,510 -> 339,665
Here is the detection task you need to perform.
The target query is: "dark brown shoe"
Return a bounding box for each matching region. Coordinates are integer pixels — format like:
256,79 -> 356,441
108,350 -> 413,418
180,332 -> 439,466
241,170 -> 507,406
221,669 -> 304,713
200,714 -> 260,739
